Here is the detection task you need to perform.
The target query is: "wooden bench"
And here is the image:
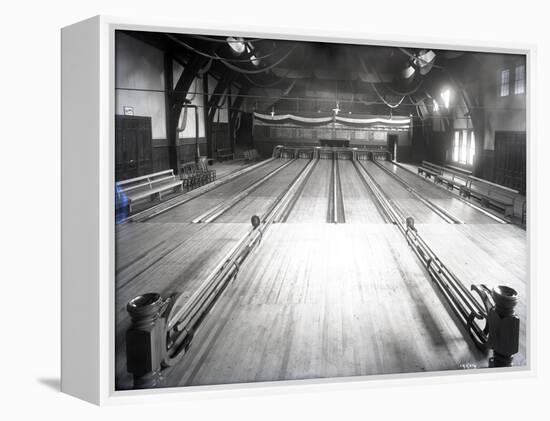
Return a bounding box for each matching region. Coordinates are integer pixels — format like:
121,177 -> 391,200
437,166 -> 471,191
461,176 -> 518,216
417,161 -> 443,180
216,148 -> 234,161
116,170 -> 183,213
445,164 -> 472,176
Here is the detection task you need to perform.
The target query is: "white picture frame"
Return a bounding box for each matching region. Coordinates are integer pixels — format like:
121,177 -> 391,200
61,15 -> 537,405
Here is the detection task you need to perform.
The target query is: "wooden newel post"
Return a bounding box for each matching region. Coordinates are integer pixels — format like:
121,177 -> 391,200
488,286 -> 520,367
126,293 -> 166,389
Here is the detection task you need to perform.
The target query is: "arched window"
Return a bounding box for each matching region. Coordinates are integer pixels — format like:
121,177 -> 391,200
468,131 -> 476,165
515,64 -> 525,94
452,130 -> 475,166
500,69 -> 510,96
460,130 -> 468,163
453,131 -> 460,162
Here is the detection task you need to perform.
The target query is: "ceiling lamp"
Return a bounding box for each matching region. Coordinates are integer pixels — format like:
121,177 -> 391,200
433,99 -> 440,113
332,102 -> 340,115
250,54 -> 261,66
415,50 -> 436,75
226,37 -> 246,55
401,64 -> 416,80
245,43 -> 261,66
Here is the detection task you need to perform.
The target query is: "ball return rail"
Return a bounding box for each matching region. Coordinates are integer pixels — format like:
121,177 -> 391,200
354,158 -> 520,367
124,158 -> 318,388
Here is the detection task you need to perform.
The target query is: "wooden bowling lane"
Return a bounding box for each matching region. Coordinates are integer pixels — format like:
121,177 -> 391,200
417,223 -> 528,366
285,159 -> 332,223
215,159 -> 309,223
115,222 -> 250,389
338,160 -> 386,223
149,159 -> 290,223
164,224 -> 486,387
362,161 -> 448,224
378,161 -> 501,224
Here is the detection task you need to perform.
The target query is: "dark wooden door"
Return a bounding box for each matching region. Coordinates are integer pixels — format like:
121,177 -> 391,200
212,122 -> 230,152
494,131 -> 526,194
115,115 -> 153,181
236,113 -> 254,147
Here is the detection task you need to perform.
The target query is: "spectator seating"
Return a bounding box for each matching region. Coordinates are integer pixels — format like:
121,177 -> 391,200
116,170 -> 183,213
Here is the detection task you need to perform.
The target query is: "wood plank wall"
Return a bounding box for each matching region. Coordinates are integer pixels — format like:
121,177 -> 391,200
418,126 -> 526,193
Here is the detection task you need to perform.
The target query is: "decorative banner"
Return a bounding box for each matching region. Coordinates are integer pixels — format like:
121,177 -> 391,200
253,112 -> 410,129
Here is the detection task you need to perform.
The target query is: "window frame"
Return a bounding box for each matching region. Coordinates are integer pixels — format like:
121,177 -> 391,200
514,64 -> 526,95
500,68 -> 510,97
451,129 -> 475,167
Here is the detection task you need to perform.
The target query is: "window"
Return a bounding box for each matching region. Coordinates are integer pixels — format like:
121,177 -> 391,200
500,69 -> 510,96
441,89 -> 451,108
453,131 -> 460,162
460,130 -> 468,164
452,130 -> 475,166
433,99 -> 439,113
468,131 -> 476,165
514,64 -> 525,94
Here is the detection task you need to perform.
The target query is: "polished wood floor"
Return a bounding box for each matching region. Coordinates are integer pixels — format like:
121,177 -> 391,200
115,158 -> 527,389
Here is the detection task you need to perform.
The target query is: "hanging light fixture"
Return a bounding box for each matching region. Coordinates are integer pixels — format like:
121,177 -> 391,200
250,54 -> 261,66
270,106 -> 275,118
415,50 -> 436,75
226,37 -> 246,55
332,101 -> 340,115
401,63 -> 416,80
245,43 -> 261,66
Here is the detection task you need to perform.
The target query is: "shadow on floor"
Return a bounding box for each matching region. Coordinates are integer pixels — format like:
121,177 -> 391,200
37,377 -> 60,392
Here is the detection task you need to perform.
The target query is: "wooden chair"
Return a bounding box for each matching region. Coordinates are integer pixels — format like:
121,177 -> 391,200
180,159 -> 216,191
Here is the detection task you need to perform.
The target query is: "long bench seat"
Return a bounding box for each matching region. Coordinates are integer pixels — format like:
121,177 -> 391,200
216,148 -> 234,161
445,164 -> 472,176
460,176 -> 518,216
415,161 -> 520,217
435,168 -> 469,191
417,160 -> 443,179
116,170 -> 183,213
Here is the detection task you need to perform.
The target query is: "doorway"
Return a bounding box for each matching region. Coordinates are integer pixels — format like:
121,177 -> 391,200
494,131 -> 526,194
115,115 -> 153,181
388,134 -> 398,161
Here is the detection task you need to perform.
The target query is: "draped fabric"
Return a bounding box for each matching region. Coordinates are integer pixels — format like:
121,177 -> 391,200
253,112 -> 410,129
